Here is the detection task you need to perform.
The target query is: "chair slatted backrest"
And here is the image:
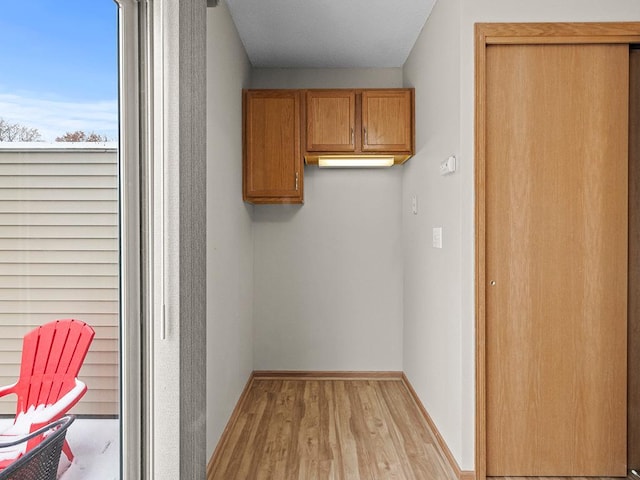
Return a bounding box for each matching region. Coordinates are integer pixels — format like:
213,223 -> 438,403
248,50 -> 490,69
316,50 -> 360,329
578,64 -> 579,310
14,320 -> 94,415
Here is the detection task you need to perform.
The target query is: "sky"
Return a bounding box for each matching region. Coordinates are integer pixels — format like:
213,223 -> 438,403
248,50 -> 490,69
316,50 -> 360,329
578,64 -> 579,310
0,1 -> 118,142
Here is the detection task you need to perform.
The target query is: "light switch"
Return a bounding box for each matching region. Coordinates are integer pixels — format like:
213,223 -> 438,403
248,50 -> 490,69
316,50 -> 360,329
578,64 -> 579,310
433,227 -> 442,248
412,195 -> 418,215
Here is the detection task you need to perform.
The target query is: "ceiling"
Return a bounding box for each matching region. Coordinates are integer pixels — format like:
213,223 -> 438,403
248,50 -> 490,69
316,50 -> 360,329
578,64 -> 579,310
224,0 -> 436,68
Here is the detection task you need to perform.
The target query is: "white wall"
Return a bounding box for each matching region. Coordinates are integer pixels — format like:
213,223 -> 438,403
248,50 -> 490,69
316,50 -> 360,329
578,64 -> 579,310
206,0 -> 253,454
402,0 -> 464,467
251,68 -> 405,371
403,0 -> 640,471
251,68 -> 403,89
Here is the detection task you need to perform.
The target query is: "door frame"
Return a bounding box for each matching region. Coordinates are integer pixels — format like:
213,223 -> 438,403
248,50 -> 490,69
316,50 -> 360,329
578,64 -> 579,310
474,22 -> 640,480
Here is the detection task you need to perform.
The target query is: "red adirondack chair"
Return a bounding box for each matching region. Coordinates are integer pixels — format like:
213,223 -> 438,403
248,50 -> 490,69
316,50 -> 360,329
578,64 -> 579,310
0,319 -> 95,470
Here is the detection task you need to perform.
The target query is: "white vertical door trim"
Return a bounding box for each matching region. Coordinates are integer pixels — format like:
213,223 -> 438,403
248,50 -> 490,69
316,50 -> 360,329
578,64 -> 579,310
146,0 -> 207,479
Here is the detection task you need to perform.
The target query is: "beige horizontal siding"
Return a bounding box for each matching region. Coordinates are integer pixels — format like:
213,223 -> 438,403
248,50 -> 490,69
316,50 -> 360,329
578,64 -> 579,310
0,200 -> 117,213
3,264 -> 117,276
0,238 -> 118,251
0,176 -> 116,189
0,289 -> 118,301
0,213 -> 117,225
0,189 -> 117,201
0,321 -> 118,335
0,149 -> 119,416
2,163 -> 116,176
0,152 -> 115,164
0,276 -> 118,289
0,311 -> 118,328
1,225 -> 116,238
0,251 -> 117,263
0,301 -> 119,314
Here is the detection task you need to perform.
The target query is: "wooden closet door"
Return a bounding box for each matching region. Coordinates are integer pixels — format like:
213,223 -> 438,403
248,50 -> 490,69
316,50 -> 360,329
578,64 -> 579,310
486,44 -> 628,476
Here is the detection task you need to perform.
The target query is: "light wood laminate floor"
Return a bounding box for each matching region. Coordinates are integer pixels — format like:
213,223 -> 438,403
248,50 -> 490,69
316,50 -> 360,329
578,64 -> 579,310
207,378 -> 457,480
490,477 -> 634,480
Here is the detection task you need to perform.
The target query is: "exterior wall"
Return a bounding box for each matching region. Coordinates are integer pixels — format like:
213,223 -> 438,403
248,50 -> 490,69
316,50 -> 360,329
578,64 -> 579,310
251,68 -> 405,371
0,143 -> 118,416
205,0 -> 253,455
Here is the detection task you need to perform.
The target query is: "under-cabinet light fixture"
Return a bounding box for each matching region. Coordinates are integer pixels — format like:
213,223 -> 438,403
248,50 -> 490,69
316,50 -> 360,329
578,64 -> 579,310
317,156 -> 395,168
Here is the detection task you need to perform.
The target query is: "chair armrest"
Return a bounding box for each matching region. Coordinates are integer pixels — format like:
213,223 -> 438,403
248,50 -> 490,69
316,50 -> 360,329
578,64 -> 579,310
0,383 -> 17,399
28,379 -> 86,424
11,379 -> 85,433
46,379 -> 86,418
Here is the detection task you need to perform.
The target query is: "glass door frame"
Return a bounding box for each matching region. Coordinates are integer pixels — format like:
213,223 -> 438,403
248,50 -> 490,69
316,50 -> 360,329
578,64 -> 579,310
116,1 -> 208,478
115,1 -> 143,478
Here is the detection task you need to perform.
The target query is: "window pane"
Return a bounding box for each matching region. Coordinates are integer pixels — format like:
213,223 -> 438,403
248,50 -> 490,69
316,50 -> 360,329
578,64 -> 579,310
0,2 -> 121,478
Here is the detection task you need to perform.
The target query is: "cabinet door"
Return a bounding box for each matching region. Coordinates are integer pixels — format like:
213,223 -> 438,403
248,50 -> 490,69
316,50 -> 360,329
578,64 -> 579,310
361,90 -> 412,152
306,90 -> 356,152
244,90 -> 302,204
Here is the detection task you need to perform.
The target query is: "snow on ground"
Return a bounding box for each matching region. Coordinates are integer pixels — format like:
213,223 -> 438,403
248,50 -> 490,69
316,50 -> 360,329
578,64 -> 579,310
59,419 -> 119,480
0,417 -> 119,480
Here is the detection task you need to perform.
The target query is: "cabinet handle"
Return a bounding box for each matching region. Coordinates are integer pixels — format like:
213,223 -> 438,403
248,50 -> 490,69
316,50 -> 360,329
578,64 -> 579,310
295,172 -> 299,191
364,127 -> 368,145
351,127 -> 354,145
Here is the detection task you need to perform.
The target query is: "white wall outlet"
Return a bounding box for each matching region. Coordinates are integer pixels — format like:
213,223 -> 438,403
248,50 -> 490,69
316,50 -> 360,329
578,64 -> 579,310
439,155 -> 457,176
432,227 -> 442,248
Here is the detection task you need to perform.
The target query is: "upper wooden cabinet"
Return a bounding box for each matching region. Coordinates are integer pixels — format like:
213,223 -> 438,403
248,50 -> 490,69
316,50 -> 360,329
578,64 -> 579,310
304,88 -> 414,164
306,90 -> 356,152
361,90 -> 413,153
243,90 -> 303,204
242,88 -> 414,204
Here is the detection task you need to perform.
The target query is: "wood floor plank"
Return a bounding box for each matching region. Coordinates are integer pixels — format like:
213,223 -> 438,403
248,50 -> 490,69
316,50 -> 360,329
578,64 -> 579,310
208,378 -> 457,480
378,380 -> 453,479
358,381 -> 406,479
333,380 -> 361,480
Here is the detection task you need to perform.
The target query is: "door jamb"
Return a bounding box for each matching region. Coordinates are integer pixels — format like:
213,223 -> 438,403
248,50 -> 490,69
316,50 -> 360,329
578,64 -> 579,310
474,21 -> 640,480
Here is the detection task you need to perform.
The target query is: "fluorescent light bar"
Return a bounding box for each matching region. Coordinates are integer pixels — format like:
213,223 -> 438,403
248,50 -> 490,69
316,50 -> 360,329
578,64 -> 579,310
317,156 -> 395,168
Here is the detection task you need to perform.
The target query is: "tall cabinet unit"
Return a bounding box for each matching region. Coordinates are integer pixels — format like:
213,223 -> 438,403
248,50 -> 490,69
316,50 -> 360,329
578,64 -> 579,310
243,90 -> 303,204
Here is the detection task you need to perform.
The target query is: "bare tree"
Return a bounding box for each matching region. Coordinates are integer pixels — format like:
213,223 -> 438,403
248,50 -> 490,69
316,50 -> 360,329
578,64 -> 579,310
0,118 -> 42,142
55,131 -> 109,142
